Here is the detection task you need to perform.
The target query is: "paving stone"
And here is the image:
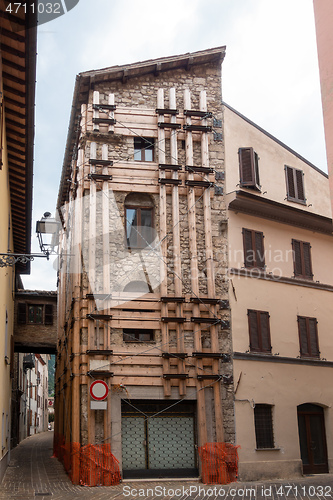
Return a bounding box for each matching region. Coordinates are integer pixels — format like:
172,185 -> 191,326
1,432 -> 333,499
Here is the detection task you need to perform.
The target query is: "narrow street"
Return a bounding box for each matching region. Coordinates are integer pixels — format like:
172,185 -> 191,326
1,432 -> 333,500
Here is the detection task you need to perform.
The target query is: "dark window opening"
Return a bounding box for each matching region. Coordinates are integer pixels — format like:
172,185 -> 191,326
292,239 -> 313,279
248,310 -> 271,353
254,404 -> 274,449
285,166 -> 306,204
17,303 -> 27,324
298,316 -> 319,358
126,206 -> 154,248
123,329 -> 154,342
134,137 -> 155,162
239,147 -> 260,190
243,228 -> 265,269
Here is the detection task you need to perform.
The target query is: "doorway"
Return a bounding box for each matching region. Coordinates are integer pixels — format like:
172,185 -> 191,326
121,400 -> 198,479
297,403 -> 329,474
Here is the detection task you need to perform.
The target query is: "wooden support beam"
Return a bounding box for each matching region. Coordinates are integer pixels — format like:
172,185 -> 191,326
200,90 -> 224,444
157,88 -> 171,396
184,88 -> 207,447
108,94 -> 115,133
93,91 -> 99,132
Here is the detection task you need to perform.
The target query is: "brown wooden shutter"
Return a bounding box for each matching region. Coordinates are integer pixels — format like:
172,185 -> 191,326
248,310 -> 271,353
286,166 -> 296,199
260,312 -> 271,352
295,169 -> 305,201
45,304 -> 53,325
308,318 -> 319,357
17,303 -> 26,324
255,231 -> 265,268
298,316 -> 309,355
243,229 -> 265,269
292,240 -> 312,279
239,148 -> 260,189
239,148 -> 254,185
248,310 -> 260,350
302,242 -> 313,278
285,166 -> 305,202
243,229 -> 254,267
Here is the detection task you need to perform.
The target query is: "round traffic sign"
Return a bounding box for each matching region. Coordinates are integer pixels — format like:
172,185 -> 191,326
90,380 -> 109,401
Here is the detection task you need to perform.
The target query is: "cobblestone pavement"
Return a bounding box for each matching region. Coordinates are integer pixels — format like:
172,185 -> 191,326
1,431 -> 333,500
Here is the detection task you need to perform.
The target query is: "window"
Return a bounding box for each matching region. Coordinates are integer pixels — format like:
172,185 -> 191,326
134,137 -> 154,162
292,239 -> 313,279
239,147 -> 260,190
123,329 -> 154,342
125,193 -> 154,249
28,305 -> 43,324
285,166 -> 305,204
248,310 -> 271,353
254,404 -> 274,449
298,316 -> 319,358
242,228 -> 265,269
17,303 -> 54,325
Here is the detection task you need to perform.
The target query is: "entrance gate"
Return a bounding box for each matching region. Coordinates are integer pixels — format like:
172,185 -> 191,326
297,403 -> 328,474
121,400 -> 198,478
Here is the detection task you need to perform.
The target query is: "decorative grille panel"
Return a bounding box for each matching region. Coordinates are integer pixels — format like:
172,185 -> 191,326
148,417 -> 195,469
122,416 -> 146,469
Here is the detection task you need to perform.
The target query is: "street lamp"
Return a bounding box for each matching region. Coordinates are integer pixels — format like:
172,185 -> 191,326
36,212 -> 60,258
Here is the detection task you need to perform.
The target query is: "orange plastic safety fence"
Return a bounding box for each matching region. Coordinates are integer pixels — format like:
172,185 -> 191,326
198,443 -> 239,484
53,434 -> 120,486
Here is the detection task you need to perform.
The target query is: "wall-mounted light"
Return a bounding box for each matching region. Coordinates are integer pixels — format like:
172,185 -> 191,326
36,212 -> 60,258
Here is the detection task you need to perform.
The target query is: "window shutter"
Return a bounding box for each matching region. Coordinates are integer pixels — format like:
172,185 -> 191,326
243,229 -> 265,269
298,317 -> 309,356
248,310 -> 260,350
45,304 -> 53,325
239,148 -> 254,185
308,318 -> 319,357
17,303 -> 26,324
286,166 -> 305,203
286,166 -> 296,199
292,240 -> 302,276
243,229 -> 254,267
255,232 -> 265,268
302,242 -> 313,278
260,312 -> 271,352
239,148 -> 260,189
295,169 -> 305,201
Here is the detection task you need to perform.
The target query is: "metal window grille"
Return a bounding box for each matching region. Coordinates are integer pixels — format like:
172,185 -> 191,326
254,404 -> 274,449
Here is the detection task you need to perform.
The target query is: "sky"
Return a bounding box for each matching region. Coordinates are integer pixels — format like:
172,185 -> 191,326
22,0 -> 327,290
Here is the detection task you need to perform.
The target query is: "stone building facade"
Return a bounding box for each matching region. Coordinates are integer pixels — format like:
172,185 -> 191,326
55,47 -> 235,484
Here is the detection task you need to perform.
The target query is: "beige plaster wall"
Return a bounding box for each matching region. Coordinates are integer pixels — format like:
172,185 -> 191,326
224,105 -> 332,219
228,211 -> 333,286
0,100 -> 14,480
234,359 -> 333,479
230,275 -> 333,359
